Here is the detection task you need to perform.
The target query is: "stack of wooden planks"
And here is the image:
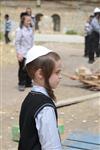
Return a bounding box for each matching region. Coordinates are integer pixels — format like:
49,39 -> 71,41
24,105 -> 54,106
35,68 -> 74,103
62,69 -> 100,91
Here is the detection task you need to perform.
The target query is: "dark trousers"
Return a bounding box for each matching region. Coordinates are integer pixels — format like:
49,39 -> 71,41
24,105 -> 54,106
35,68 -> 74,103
4,31 -> 11,44
18,58 -> 32,86
84,35 -> 90,56
98,43 -> 100,55
88,31 -> 100,61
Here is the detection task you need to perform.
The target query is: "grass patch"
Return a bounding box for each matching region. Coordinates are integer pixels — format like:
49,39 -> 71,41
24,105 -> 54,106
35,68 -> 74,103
0,32 -> 4,41
65,30 -> 78,35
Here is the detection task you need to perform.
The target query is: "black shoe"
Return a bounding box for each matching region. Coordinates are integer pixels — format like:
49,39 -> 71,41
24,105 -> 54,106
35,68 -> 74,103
88,60 -> 94,64
25,84 -> 33,88
84,54 -> 88,57
96,55 -> 100,57
18,85 -> 25,91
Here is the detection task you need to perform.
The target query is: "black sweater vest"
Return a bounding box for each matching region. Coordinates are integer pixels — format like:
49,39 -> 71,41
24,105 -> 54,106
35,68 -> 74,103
18,92 -> 57,150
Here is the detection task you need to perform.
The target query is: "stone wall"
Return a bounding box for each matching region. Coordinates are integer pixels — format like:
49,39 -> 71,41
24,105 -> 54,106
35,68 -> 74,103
1,0 -> 99,34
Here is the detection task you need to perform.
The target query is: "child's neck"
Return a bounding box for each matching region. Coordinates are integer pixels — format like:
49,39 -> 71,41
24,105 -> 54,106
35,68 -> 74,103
34,82 -> 45,88
23,25 -> 29,28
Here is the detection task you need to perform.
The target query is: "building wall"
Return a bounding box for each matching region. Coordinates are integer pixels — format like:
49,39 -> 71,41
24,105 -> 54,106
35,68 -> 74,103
32,1 -> 97,34
1,0 -> 99,34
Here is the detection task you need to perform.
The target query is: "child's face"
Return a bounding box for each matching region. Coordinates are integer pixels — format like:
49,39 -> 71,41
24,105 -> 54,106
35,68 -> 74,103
24,16 -> 32,27
49,60 -> 62,89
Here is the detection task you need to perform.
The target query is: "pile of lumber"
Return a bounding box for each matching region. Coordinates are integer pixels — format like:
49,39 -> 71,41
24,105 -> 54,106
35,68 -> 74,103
75,73 -> 100,90
62,67 -> 100,91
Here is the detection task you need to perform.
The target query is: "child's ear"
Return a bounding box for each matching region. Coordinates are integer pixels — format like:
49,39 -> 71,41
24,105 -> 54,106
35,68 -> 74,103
36,68 -> 44,79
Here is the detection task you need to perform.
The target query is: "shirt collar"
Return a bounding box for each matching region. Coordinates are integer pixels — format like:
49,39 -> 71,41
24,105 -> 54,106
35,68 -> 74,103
23,26 -> 31,30
31,85 -> 49,97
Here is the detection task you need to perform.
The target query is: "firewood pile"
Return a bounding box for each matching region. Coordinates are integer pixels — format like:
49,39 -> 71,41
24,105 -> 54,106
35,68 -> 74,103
62,66 -> 100,91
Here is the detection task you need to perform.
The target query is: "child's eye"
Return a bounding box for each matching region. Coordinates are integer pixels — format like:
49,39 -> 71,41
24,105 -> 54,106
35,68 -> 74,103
56,70 -> 61,74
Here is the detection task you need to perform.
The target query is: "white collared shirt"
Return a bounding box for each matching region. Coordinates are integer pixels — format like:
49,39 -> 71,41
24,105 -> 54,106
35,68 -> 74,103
5,19 -> 12,32
32,85 -> 62,150
15,26 -> 34,57
91,17 -> 100,34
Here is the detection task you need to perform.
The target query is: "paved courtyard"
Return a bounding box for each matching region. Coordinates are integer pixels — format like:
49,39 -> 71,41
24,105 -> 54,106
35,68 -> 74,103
0,0 -> 100,149
0,40 -> 100,149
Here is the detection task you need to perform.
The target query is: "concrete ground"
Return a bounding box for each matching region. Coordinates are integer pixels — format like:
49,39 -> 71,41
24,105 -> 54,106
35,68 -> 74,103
1,1 -> 100,149
0,40 -> 100,150
34,34 -> 84,43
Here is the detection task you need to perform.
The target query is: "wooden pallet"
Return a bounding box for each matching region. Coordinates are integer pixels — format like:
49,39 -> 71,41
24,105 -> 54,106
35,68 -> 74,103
62,131 -> 100,150
62,73 -> 100,91
80,79 -> 100,90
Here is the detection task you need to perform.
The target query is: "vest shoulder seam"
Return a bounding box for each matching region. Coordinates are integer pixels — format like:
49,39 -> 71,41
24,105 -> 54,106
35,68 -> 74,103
34,103 -> 55,118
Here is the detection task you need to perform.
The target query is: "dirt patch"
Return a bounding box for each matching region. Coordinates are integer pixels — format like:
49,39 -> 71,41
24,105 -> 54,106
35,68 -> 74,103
0,2 -> 100,149
0,42 -> 100,149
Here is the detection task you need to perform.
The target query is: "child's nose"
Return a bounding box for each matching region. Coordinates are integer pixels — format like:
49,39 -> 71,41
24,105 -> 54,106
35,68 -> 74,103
59,74 -> 62,79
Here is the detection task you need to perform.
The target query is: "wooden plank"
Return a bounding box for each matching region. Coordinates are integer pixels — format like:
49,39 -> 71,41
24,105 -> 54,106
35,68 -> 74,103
62,146 -> 82,150
62,139 -> 100,150
56,93 -> 100,108
67,132 -> 100,145
80,79 -> 100,88
62,72 -> 100,90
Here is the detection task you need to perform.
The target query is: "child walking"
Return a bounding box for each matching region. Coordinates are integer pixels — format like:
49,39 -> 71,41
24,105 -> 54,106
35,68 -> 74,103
84,15 -> 94,57
15,13 -> 34,91
18,45 -> 62,150
4,14 -> 12,44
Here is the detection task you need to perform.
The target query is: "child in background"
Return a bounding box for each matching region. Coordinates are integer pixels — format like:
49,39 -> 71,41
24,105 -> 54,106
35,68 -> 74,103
88,8 -> 100,63
18,45 -> 62,150
15,14 -> 34,91
4,14 -> 12,44
26,7 -> 35,28
20,7 -> 35,29
84,15 -> 94,57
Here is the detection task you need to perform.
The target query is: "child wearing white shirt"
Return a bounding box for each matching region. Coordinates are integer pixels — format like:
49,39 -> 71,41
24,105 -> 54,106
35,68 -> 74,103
18,45 -> 62,150
15,14 -> 34,91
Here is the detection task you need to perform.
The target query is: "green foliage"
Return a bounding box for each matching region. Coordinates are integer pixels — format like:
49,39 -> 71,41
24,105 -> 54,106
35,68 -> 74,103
0,32 -> 3,41
65,30 -> 78,35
